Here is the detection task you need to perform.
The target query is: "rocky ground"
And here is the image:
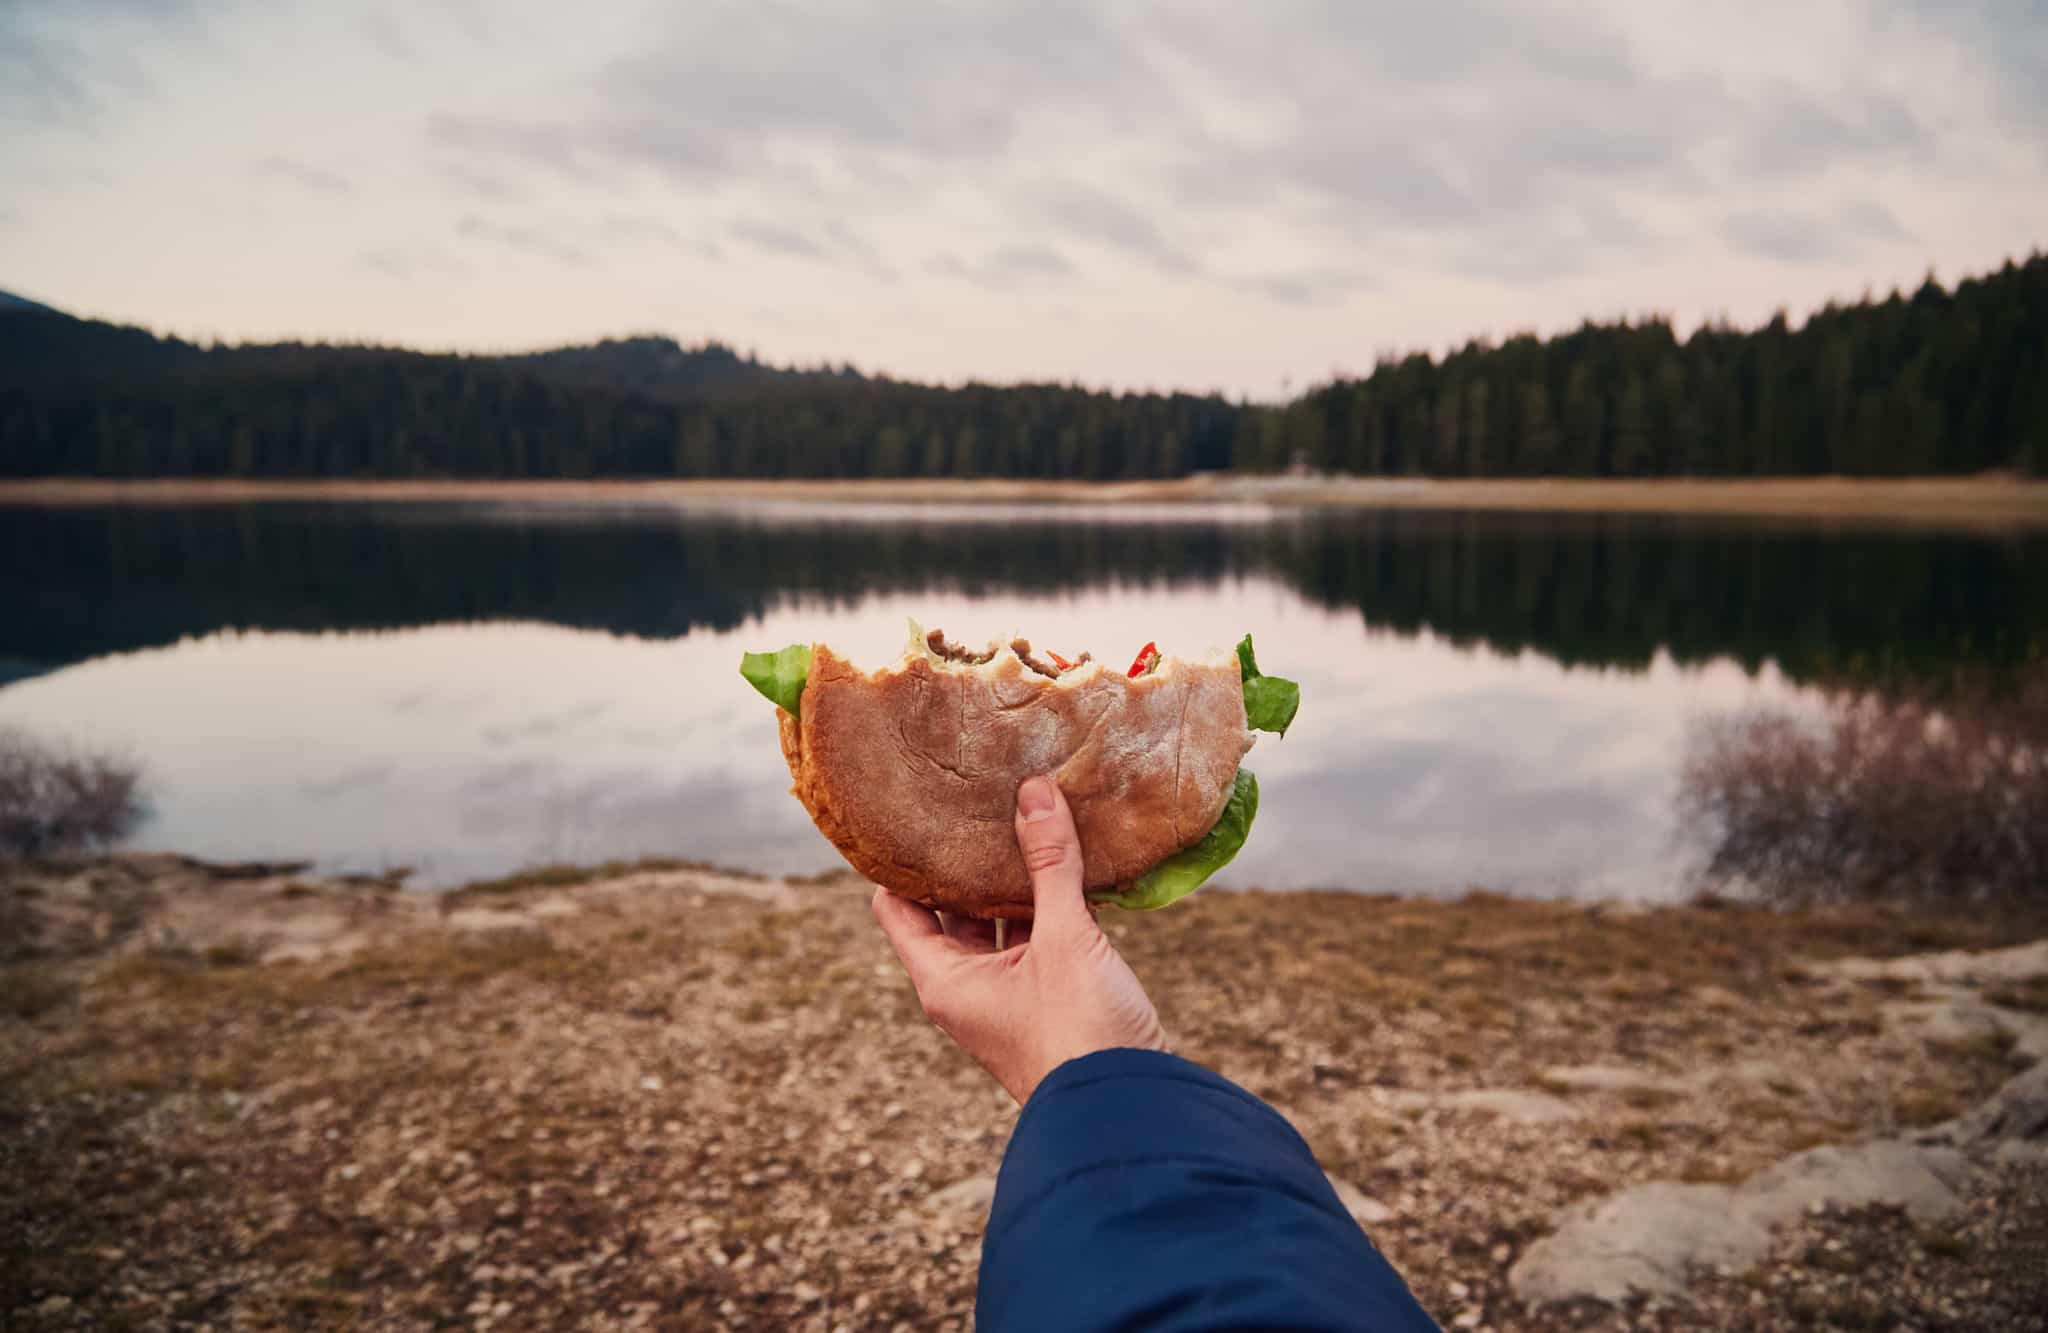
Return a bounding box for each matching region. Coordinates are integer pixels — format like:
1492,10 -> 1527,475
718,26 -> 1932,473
3,854 -> 2045,1331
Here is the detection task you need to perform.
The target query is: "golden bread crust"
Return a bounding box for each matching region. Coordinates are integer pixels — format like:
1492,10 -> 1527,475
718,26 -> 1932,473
779,645 -> 1252,919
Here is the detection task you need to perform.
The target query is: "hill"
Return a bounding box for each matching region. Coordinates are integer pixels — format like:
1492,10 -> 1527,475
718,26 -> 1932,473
2,253 -> 2043,479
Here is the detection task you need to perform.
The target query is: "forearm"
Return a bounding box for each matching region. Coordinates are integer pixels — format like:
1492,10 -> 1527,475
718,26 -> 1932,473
978,1049 -> 1439,1332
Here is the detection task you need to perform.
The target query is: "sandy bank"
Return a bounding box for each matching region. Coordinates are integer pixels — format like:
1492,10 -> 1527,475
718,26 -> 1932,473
4,854 -> 2045,1330
2,473 -> 2045,530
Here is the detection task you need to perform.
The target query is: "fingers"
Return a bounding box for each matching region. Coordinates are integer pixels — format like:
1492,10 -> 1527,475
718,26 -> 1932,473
939,912 -> 1001,951
1014,775 -> 1094,939
871,886 -> 964,986
939,913 -> 1032,953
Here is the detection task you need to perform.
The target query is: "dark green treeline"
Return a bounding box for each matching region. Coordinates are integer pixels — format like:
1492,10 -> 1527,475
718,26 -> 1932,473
1250,255 -> 2048,478
2,253 -> 2042,479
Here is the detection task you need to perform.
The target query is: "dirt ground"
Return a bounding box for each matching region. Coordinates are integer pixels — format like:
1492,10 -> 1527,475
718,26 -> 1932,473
1,474 -> 2043,530
3,855 -> 2045,1331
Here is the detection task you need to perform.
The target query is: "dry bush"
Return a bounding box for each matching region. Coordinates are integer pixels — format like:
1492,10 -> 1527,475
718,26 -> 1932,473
0,729 -> 147,858
1681,675 -> 2048,905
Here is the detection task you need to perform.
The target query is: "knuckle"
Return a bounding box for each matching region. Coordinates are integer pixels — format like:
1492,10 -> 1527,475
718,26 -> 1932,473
1023,841 -> 1074,873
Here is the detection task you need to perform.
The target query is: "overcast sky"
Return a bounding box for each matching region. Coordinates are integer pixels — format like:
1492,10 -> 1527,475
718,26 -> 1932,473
3,0 -> 2043,397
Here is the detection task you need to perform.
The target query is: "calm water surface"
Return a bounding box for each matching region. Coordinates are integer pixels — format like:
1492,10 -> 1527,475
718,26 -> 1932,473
2,501 -> 2040,897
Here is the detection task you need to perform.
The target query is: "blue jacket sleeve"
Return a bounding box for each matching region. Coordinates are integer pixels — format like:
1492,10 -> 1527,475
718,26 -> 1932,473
977,1049 -> 1440,1332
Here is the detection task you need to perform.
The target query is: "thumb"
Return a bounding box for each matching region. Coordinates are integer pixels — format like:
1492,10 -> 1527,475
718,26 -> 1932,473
1015,775 -> 1094,936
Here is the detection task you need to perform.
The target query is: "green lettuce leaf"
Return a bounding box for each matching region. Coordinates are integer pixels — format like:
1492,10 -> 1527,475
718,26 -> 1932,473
1090,768 -> 1259,912
1235,634 -> 1300,736
740,644 -> 813,718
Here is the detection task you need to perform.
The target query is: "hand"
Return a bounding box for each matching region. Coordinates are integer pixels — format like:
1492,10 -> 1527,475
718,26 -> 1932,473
871,774 -> 1167,1104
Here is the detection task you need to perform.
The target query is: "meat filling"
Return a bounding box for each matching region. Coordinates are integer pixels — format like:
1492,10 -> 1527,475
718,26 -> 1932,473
1011,638 -> 1061,679
927,629 -> 997,665
928,627 -> 1094,678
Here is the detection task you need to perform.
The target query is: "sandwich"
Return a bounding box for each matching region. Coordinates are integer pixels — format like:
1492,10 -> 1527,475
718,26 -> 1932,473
741,624 -> 1299,919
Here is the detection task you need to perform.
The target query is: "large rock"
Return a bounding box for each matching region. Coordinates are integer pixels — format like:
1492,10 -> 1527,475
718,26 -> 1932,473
1811,939 -> 2048,988
1509,1182 -> 1765,1304
1739,1140 -> 1967,1224
1928,1061 -> 2048,1158
1511,1139 -> 1968,1304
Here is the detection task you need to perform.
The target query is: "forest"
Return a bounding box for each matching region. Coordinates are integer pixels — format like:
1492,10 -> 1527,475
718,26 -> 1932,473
1,253 -> 2042,479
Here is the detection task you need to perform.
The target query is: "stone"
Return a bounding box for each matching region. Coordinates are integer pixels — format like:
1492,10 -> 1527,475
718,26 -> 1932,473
1512,1138 -> 1968,1305
1323,1174 -> 1395,1226
923,1174 -> 998,1216
1812,939 -> 2048,988
1880,998 -> 2048,1063
1442,1089 -> 1578,1125
1511,1181 -> 1771,1304
1539,1064 -> 1692,1097
1741,1140 -> 1967,1225
1928,1060 -> 2048,1149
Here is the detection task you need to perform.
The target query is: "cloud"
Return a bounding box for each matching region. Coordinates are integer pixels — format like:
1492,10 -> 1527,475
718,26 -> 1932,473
0,27 -> 102,125
1734,88 -> 1928,178
454,215 -> 587,265
601,214 -> 720,258
1028,182 -> 1199,275
933,244 -> 1075,287
1903,0 -> 2048,138
1722,209 -> 1831,264
729,219 -> 827,260
727,217 -> 893,277
1233,267 -> 1373,307
1841,198 -> 1910,243
0,0 -> 187,126
386,0 -> 2033,302
433,158 -> 527,203
1722,199 -> 1914,264
250,155 -> 352,195
356,245 -> 466,280
428,113 -> 609,183
360,11 -> 415,64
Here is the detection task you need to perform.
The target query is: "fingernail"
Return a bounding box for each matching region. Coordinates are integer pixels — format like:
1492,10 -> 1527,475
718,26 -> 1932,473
1017,776 -> 1056,820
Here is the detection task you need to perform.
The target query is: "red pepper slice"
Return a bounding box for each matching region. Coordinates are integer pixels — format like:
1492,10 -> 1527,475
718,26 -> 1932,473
1127,641 -> 1160,677
1047,650 -> 1075,672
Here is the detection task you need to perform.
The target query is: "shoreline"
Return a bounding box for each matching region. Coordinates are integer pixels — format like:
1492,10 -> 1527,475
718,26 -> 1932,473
6,853 -> 2046,1328
2,473 -> 2045,529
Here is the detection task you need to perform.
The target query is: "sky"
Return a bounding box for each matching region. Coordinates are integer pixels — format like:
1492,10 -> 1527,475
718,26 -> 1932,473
2,0 -> 2043,398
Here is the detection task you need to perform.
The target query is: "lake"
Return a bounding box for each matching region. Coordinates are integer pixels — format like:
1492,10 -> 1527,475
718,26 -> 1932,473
1,499 -> 2041,897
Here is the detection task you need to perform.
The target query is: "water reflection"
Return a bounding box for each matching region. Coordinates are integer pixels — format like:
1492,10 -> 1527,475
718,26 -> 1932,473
0,500 -> 2036,895
2,502 -> 2040,683
0,582 -> 1804,895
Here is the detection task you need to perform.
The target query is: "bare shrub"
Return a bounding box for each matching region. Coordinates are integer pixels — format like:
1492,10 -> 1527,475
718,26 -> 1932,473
0,729 -> 148,858
1680,676 -> 2048,905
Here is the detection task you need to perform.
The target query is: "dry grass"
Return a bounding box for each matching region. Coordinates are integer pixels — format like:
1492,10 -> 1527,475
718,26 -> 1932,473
0,730 -> 146,859
1682,676 -> 2048,906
